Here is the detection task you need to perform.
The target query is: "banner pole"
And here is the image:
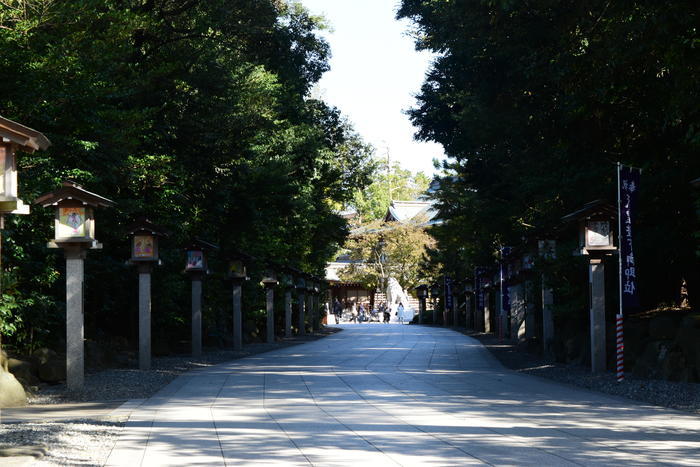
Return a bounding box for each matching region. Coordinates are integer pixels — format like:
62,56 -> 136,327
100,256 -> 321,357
616,162 -> 625,382
499,251 -> 504,341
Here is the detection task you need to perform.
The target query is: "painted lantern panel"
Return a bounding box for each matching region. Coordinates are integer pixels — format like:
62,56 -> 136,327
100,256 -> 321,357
58,207 -> 86,237
134,235 -> 155,259
186,250 -> 205,270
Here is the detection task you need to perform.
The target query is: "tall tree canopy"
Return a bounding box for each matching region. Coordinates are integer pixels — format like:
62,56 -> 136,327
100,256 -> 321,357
398,0 -> 700,308
0,0 -> 374,350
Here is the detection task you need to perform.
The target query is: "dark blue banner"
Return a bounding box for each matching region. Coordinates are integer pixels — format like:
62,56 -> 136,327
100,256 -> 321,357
619,165 -> 641,313
499,247 -> 513,317
444,277 -> 453,311
475,268 -> 487,316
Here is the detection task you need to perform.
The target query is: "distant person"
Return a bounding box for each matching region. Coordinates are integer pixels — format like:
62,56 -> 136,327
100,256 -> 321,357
350,302 -> 358,323
397,302 -> 405,324
358,302 -> 366,322
333,298 -> 343,321
381,302 -> 390,323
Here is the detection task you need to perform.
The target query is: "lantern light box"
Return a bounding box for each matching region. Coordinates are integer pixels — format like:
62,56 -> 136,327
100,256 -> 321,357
34,180 -> 115,248
0,116 -> 51,215
561,200 -> 617,256
127,218 -> 168,262
184,238 -> 218,273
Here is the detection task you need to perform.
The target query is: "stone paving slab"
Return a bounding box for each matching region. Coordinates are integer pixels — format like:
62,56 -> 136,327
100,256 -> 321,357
105,324 -> 700,466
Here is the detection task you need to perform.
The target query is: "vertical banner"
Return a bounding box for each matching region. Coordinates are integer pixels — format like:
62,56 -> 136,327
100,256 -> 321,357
444,277 -> 453,311
474,268 -> 487,331
616,163 -> 641,383
619,165 -> 641,313
475,268 -> 486,317
499,247 -> 512,339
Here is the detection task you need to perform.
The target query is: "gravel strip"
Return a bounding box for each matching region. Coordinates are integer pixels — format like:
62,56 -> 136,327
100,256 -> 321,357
469,330 -> 700,414
0,328 -> 340,466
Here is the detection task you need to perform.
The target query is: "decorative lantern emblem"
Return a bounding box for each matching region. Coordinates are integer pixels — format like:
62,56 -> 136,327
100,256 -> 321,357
185,239 -> 217,273
34,180 -> 115,249
128,218 -> 167,262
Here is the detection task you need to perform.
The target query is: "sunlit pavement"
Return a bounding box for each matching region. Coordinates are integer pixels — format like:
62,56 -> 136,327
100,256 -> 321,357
106,324 -> 700,466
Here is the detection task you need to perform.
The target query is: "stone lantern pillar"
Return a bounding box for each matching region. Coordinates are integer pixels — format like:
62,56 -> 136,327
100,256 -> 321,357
296,276 -> 306,336
452,280 -> 460,327
35,181 -> 115,391
261,268 -> 278,344
227,253 -> 250,350
127,218 -> 168,370
279,270 -> 295,338
415,285 -> 428,324
305,276 -> 314,333
563,201 -> 617,373
429,283 -> 440,324
463,280 -> 474,329
185,239 -> 217,357
312,279 -> 321,331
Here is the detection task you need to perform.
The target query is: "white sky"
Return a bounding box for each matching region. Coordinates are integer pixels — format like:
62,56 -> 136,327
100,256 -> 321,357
300,0 -> 446,176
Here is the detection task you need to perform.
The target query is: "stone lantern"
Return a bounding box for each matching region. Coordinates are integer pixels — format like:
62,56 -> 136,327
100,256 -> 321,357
261,267 -> 278,344
304,275 -> 315,332
429,283 -> 440,324
184,238 -> 218,357
562,200 -> 617,373
279,269 -> 296,338
0,116 -> 51,216
296,276 -> 306,336
127,218 -> 168,370
463,280 -> 474,329
228,251 -> 251,350
313,278 -> 321,330
34,181 -> 115,391
415,285 -> 428,324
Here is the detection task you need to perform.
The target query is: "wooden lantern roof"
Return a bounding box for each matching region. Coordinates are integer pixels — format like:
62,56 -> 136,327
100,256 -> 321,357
127,217 -> 169,237
561,200 -> 616,224
185,237 -> 219,251
0,116 -> 51,152
34,180 -> 115,208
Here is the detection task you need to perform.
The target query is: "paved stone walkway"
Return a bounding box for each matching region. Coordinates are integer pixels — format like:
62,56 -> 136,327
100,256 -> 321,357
106,324 -> 700,466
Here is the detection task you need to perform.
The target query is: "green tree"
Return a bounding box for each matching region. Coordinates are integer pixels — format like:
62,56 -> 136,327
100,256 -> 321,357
0,0 -> 375,351
398,0 -> 700,309
339,220 -> 435,292
352,159 -> 431,222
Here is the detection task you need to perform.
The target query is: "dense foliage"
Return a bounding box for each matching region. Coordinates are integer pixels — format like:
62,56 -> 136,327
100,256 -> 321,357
339,219 -> 436,293
351,160 -> 431,222
0,0 -> 374,352
398,0 -> 700,310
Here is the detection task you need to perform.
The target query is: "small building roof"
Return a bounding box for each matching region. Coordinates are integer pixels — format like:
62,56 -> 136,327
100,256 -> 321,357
34,180 -> 115,208
561,200 -> 616,223
0,116 -> 51,152
384,200 -> 440,225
